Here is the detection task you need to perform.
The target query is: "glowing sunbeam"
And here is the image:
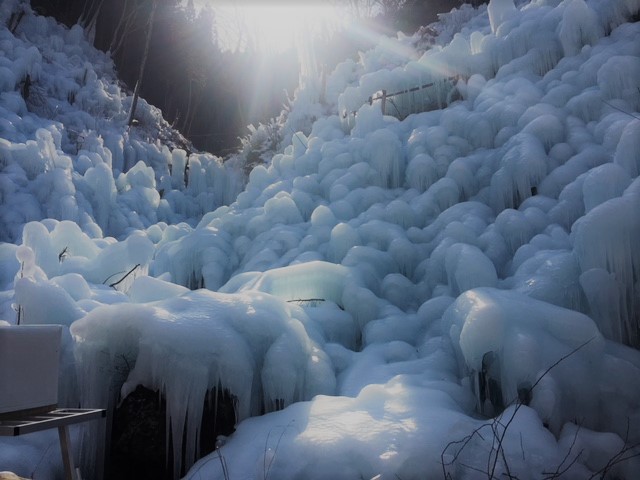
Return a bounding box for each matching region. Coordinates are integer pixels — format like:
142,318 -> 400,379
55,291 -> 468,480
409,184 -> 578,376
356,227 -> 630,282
212,2 -> 347,121
215,3 -> 345,54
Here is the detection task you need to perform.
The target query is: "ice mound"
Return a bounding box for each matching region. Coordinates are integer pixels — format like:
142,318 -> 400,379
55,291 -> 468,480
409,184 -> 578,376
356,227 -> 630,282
71,288 -> 335,477
445,288 -> 640,438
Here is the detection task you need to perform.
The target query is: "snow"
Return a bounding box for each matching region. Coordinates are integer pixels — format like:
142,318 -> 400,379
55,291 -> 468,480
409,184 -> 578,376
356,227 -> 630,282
1,0 -> 640,478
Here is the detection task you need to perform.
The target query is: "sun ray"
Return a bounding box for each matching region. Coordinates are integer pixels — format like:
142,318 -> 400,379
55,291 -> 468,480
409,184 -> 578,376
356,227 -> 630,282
215,3 -> 345,54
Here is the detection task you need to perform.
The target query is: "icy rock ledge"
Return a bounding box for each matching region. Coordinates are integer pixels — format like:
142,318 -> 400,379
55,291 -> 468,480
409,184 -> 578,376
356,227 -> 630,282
71,287 -> 336,477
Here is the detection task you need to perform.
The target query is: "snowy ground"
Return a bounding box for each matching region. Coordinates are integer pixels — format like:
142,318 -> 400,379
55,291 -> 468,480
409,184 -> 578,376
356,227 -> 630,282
1,0 -> 640,479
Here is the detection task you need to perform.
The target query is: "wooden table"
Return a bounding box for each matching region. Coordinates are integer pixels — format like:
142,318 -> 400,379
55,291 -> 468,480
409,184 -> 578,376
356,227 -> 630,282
0,408 -> 106,480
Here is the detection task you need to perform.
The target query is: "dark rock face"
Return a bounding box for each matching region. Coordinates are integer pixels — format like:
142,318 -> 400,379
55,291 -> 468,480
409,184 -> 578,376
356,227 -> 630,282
108,385 -> 237,480
109,386 -> 169,480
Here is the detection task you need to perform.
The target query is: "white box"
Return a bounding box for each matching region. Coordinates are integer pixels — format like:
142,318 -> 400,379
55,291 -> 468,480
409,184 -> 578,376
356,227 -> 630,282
0,325 -> 62,416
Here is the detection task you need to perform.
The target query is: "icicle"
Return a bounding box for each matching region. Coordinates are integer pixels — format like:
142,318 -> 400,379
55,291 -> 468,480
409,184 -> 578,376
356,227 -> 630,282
573,179 -> 640,346
558,0 -> 604,56
613,119 -> 640,177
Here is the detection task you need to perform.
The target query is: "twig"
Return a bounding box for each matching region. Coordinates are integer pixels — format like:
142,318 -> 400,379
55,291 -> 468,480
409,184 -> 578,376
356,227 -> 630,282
542,423 -> 583,479
588,420 -> 640,479
442,337 -> 596,479
491,338 -> 595,478
497,419 -> 514,479
601,100 -> 640,120
16,260 -> 24,324
264,421 -> 295,480
490,407 -> 520,478
529,338 -> 595,395
441,425 -> 490,477
589,447 -> 640,479
459,462 -> 493,476
185,448 -> 226,480
387,98 -> 402,117
216,448 -> 230,480
543,449 -> 584,479
108,263 -> 140,288
102,270 -> 126,284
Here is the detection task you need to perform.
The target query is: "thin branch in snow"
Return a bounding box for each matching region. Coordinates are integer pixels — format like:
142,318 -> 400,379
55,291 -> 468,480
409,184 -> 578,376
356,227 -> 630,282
108,263 -> 140,289
588,420 -> 640,479
601,100 -> 640,120
442,337 -> 597,479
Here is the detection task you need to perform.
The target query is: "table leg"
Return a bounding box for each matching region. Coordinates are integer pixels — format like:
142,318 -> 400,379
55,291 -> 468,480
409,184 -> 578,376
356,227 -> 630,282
58,425 -> 77,480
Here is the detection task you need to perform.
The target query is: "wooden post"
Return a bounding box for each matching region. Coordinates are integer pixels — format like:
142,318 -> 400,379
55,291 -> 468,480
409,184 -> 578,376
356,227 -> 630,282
381,89 -> 387,115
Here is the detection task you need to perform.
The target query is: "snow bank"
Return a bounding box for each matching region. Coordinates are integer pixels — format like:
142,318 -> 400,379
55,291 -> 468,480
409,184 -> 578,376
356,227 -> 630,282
443,287 -> 639,436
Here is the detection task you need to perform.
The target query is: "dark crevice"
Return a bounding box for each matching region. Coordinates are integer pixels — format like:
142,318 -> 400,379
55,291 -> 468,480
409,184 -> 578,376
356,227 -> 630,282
108,385 -> 236,480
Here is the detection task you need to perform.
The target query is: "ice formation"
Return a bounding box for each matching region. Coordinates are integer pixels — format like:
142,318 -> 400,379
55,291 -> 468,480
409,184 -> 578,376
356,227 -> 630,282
0,3 -> 243,243
2,0 -> 640,478
71,288 -> 335,478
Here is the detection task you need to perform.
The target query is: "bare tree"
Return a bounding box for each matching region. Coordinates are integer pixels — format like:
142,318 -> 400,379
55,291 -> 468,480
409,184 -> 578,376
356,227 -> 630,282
109,0 -> 139,55
127,0 -> 158,127
377,0 -> 408,17
79,0 -> 106,39
333,0 -> 377,18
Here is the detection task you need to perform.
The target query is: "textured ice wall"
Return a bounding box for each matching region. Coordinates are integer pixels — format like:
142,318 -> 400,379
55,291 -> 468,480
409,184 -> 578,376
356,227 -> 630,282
71,289 -> 335,477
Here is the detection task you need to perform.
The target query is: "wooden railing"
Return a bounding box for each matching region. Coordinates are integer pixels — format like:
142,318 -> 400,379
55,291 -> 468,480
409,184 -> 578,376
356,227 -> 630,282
341,75 -> 462,122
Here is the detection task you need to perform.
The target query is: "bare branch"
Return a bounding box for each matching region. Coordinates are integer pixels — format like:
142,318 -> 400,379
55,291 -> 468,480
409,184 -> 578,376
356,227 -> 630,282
58,246 -> 68,263
442,337 -> 598,479
529,337 -> 596,399
588,421 -> 640,480
108,263 -> 140,289
543,423 -> 583,479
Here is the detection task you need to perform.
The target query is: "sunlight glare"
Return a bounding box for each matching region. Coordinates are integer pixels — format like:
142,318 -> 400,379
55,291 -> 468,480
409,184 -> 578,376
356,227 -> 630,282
216,3 -> 345,53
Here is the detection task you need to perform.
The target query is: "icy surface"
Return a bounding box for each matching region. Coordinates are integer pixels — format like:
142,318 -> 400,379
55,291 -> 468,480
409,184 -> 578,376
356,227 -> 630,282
0,3 -> 243,243
71,288 -> 335,478
1,0 -> 640,478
